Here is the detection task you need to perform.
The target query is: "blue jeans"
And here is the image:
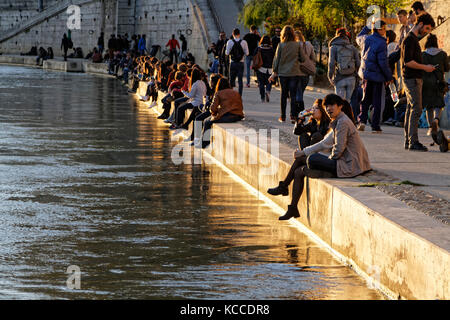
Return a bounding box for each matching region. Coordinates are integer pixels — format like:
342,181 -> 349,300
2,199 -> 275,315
229,61 -> 244,96
256,70 -> 272,100
296,75 -> 309,112
245,55 -> 253,85
307,153 -> 337,176
279,76 -> 300,118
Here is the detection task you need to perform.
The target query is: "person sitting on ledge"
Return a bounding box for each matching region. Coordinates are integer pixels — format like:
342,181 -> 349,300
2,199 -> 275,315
293,99 -> 331,150
183,73 -> 223,141
200,77 -> 245,149
170,68 -> 207,130
267,93 -> 371,221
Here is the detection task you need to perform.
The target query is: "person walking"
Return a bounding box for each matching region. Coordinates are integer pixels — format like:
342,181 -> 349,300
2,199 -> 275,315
61,33 -> 70,61
166,34 -> 180,64
254,35 -> 275,103
216,31 -> 228,76
138,34 -> 147,56
328,28 -> 360,102
179,34 -> 187,61
295,29 -> 316,113
421,34 -> 449,148
401,13 -> 436,151
271,27 -> 282,52
225,28 -> 249,96
243,25 -> 261,88
269,25 -> 305,123
97,32 -> 105,54
356,20 -> 393,134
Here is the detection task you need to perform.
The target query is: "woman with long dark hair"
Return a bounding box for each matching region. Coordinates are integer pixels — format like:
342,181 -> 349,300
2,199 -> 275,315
267,94 -> 371,221
254,35 -> 275,103
170,68 -> 206,129
294,99 -> 331,150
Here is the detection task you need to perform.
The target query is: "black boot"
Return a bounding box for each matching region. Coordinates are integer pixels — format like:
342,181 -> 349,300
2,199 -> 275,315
279,205 -> 300,221
267,181 -> 288,196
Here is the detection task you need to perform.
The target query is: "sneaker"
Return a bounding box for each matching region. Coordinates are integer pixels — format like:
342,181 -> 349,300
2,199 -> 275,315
408,142 -> 428,152
265,92 -> 270,102
278,116 -> 286,123
246,83 -> 250,88
371,127 -> 382,134
357,123 -> 365,131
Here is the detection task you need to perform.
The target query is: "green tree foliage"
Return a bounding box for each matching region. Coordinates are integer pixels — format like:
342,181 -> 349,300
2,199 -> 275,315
239,0 -> 408,39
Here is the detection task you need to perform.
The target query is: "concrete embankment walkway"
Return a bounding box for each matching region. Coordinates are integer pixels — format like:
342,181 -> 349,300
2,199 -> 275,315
1,56 -> 449,299
134,80 -> 449,300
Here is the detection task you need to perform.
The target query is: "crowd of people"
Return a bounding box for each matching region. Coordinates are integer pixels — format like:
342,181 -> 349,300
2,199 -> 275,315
203,1 -> 449,154
20,0 -> 447,221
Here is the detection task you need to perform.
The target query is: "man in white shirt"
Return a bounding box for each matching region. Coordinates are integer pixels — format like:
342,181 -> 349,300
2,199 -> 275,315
225,28 -> 249,96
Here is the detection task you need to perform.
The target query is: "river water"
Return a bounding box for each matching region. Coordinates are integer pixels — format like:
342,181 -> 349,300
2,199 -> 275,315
0,65 -> 383,299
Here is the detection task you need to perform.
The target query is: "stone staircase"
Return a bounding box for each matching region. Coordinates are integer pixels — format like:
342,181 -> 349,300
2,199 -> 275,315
0,0 -> 97,44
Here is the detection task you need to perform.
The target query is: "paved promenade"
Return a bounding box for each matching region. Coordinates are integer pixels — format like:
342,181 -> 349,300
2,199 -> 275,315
238,81 -> 450,221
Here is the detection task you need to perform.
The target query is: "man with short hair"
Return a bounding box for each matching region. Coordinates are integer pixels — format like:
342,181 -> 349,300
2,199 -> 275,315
271,27 -> 281,51
243,25 -> 261,87
397,10 -> 411,47
225,28 -> 249,96
328,27 -> 360,101
411,1 -> 426,16
216,31 -> 228,76
166,34 -> 180,63
401,13 -> 436,151
138,34 -> 147,56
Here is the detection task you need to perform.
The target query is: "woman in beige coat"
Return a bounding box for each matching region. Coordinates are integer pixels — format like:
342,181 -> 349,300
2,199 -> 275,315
268,93 -> 371,220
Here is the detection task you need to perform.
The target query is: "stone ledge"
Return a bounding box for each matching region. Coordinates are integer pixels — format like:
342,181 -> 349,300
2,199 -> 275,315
138,82 -> 450,300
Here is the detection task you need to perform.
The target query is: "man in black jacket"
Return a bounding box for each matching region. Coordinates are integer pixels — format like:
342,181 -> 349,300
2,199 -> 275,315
243,25 -> 261,88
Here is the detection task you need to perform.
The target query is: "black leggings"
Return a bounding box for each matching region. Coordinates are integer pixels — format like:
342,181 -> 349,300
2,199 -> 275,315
283,153 -> 337,206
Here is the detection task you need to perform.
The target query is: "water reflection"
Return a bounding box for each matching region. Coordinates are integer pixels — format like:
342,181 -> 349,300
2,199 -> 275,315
0,66 -> 383,299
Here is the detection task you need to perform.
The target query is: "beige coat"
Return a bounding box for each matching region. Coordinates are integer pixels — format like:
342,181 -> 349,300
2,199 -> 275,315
329,112 -> 371,178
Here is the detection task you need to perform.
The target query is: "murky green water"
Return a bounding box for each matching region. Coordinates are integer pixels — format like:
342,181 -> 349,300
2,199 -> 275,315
0,65 -> 383,299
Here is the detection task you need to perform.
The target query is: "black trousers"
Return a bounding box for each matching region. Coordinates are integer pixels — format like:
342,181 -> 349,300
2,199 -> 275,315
283,153 -> 337,206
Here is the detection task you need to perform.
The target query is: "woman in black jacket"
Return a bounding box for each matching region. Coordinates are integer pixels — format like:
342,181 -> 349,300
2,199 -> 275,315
267,98 -> 331,200
254,35 -> 275,103
294,98 -> 331,150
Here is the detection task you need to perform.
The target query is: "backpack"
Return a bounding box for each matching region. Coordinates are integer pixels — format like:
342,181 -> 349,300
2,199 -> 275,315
336,44 -> 356,76
230,39 -> 244,62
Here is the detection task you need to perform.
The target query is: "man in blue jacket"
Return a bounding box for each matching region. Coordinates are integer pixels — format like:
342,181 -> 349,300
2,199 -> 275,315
356,20 -> 393,133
